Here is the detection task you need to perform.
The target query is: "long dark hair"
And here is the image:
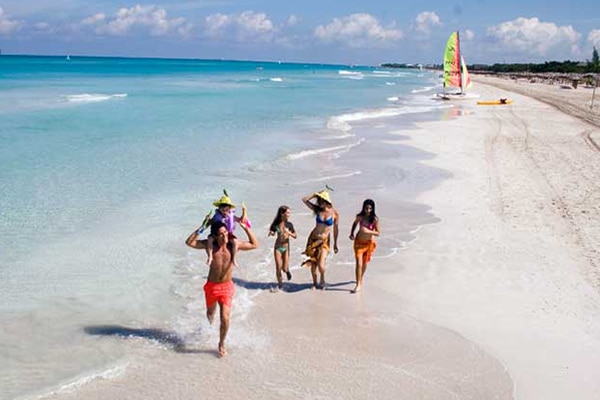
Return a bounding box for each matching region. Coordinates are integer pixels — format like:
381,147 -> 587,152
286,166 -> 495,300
357,199 -> 376,224
269,205 -> 289,233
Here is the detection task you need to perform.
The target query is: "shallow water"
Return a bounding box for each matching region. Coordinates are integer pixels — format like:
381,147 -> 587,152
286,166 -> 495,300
0,55 -> 455,399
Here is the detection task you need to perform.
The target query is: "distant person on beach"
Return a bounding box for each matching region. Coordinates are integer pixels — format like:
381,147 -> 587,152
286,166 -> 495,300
185,219 -> 258,357
204,190 -> 250,267
349,199 -> 380,293
301,189 -> 339,290
268,205 -> 297,290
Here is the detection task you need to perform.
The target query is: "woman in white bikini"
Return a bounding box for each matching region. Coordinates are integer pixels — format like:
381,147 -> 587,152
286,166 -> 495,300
268,205 -> 297,290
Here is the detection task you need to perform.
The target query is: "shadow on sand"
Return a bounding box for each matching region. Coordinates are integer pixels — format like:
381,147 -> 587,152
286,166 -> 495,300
321,280 -> 355,293
83,325 -> 217,356
233,277 -> 355,293
84,279 -> 356,356
233,277 -> 313,293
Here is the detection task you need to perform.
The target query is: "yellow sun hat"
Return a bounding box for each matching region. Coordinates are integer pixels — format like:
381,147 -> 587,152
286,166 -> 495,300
212,189 -> 236,208
315,189 -> 332,205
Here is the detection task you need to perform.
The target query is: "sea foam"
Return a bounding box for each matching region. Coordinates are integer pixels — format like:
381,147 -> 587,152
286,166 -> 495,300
66,93 -> 127,103
326,105 -> 437,132
31,364 -> 127,400
285,138 -> 364,160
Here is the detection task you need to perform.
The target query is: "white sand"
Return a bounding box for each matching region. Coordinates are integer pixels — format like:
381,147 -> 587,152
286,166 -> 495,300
392,77 -> 600,399
42,78 -> 600,400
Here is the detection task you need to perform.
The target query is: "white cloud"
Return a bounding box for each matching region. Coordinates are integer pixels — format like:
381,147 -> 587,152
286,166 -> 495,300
589,29 -> 600,48
286,14 -> 300,27
487,17 -> 581,57
205,13 -> 230,35
82,13 -> 106,26
414,11 -> 441,35
31,21 -> 59,34
314,13 -> 402,48
463,29 -> 474,41
0,6 -> 22,34
237,11 -> 274,34
83,5 -> 191,37
205,10 -> 276,42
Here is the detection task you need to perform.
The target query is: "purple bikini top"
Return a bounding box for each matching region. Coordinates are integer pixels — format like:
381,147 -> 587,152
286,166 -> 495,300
212,209 -> 236,232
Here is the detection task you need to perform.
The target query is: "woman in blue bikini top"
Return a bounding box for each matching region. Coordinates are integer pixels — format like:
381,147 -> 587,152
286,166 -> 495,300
315,213 -> 334,226
301,189 -> 339,289
303,190 -> 338,242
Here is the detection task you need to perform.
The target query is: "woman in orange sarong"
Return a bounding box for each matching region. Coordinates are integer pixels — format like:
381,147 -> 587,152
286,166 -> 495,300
349,199 -> 380,293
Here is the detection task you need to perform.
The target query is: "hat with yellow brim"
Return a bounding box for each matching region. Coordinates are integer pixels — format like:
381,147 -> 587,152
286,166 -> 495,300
315,190 -> 332,205
213,195 -> 235,208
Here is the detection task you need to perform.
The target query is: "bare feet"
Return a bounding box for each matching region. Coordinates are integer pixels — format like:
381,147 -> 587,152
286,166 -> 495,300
240,203 -> 247,221
239,203 -> 251,228
351,284 -> 362,294
285,270 -> 292,280
270,283 -> 282,292
218,342 -> 227,358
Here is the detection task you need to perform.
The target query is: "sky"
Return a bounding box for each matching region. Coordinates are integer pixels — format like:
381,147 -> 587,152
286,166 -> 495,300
1,0 -> 600,65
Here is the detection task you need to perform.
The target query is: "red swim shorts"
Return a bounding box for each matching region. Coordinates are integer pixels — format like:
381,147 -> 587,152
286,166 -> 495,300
203,280 -> 235,308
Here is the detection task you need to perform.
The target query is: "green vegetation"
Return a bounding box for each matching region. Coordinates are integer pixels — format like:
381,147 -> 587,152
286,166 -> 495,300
472,57 -> 599,74
379,63 -> 419,69
472,60 -> 582,73
381,47 -> 600,74
591,46 -> 600,72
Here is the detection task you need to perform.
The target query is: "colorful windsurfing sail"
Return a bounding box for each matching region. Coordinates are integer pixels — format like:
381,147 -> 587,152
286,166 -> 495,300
443,31 -> 471,94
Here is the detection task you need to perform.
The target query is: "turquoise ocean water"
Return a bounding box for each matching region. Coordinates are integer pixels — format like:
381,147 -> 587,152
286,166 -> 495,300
0,55 -> 450,399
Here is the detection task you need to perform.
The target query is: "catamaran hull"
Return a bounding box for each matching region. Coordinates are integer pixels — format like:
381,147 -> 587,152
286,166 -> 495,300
433,92 -> 480,100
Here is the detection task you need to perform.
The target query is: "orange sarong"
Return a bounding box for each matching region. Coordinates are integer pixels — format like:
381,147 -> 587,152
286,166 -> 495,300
354,239 -> 377,263
301,235 -> 330,267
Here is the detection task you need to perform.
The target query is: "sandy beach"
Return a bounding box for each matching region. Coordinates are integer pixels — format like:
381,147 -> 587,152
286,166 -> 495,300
40,76 -> 600,400
394,76 -> 600,399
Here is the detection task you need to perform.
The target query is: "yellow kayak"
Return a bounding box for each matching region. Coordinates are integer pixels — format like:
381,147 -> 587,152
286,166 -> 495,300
477,98 -> 514,105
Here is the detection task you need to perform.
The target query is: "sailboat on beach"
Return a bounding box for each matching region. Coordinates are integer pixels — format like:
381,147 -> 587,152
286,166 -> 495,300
436,31 -> 477,100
